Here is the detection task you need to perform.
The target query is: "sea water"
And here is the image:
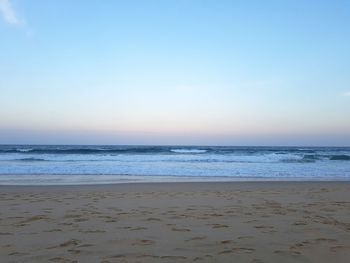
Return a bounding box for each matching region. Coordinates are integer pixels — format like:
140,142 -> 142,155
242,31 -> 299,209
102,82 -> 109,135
0,145 -> 349,185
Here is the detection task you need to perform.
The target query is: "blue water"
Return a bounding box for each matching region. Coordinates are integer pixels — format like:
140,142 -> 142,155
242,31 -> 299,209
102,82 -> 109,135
0,145 -> 350,185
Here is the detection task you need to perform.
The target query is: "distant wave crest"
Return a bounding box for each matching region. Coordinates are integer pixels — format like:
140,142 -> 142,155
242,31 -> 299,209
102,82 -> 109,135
17,148 -> 33,152
170,149 -> 207,153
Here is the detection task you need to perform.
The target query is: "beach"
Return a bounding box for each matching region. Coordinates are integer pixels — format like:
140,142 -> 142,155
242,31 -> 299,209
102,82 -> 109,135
1,181 -> 350,263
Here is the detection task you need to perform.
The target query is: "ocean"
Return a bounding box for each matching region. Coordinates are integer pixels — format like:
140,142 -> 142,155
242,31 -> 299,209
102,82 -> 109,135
0,145 -> 349,185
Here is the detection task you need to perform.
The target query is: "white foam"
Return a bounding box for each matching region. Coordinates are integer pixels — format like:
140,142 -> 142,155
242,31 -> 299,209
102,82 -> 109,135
170,149 -> 207,153
17,148 -> 33,152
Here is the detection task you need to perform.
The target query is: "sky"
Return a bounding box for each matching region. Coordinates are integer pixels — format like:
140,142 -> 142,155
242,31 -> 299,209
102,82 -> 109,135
0,0 -> 350,146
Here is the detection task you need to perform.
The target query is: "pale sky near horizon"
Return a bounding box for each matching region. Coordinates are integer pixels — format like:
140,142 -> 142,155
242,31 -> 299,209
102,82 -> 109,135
1,0 -> 350,146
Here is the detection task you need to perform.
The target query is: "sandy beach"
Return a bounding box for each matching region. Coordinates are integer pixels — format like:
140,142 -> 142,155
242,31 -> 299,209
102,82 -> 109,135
1,182 -> 350,263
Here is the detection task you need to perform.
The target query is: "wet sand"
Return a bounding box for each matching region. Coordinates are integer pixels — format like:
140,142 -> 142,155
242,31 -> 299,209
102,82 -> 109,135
1,182 -> 350,262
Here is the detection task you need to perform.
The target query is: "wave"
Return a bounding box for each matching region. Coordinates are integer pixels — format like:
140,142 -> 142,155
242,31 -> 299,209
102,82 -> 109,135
15,158 -> 47,162
0,146 -> 349,158
280,158 -> 315,163
301,154 -> 321,162
0,146 -> 210,155
170,149 -> 207,153
3,154 -> 332,164
329,155 -> 350,161
17,148 -> 34,152
0,146 -> 170,155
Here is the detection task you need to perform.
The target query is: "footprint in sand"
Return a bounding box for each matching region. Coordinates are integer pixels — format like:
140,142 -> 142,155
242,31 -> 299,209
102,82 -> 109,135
132,239 -> 155,246
116,212 -> 129,216
74,218 -> 89,222
105,254 -> 127,259
289,237 -> 338,252
130,227 -> 147,231
314,237 -> 337,243
330,245 -> 350,252
209,224 -> 229,229
8,252 -> 30,256
63,214 -> 81,219
171,227 -> 191,232
19,215 -> 49,224
207,213 -> 224,217
231,247 -> 256,253
254,225 -> 274,229
79,229 -> 106,233
44,229 -> 62,232
218,247 -> 255,254
293,221 -> 308,226
160,255 -> 187,260
47,239 -> 81,249
186,236 -> 207,241
48,257 -> 77,263
220,240 -> 236,245
146,217 -> 161,221
274,249 -> 301,256
105,219 -> 118,223
237,236 -> 254,239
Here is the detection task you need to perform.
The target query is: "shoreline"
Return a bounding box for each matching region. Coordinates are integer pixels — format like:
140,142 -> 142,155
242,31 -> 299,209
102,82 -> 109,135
2,180 -> 350,190
0,179 -> 350,188
1,175 -> 350,187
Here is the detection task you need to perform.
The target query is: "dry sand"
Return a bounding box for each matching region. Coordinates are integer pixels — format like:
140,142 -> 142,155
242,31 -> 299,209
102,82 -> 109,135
1,182 -> 350,263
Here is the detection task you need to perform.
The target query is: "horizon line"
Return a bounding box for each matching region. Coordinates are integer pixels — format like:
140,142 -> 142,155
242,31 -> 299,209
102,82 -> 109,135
0,143 -> 349,148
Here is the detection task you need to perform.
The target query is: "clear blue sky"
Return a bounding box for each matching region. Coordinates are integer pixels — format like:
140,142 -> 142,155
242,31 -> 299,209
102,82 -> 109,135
1,0 -> 350,145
